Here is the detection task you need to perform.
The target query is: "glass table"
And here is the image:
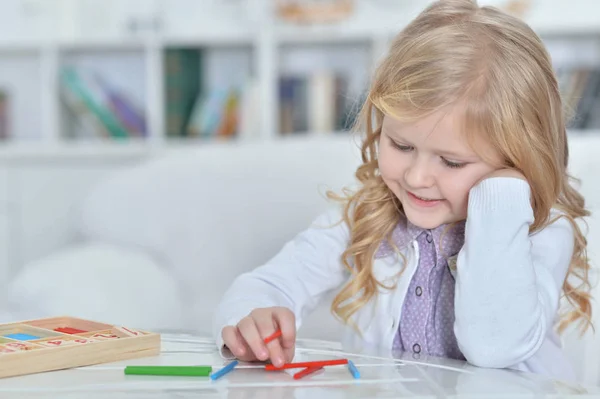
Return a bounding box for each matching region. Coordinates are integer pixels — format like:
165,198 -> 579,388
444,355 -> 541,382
0,333 -> 597,398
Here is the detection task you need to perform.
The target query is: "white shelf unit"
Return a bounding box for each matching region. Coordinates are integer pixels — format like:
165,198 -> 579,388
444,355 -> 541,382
0,49 -> 45,142
0,0 -> 595,157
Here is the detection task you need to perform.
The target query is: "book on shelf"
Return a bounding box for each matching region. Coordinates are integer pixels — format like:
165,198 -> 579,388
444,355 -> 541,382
557,67 -> 600,130
164,48 -> 257,140
0,89 -> 9,140
183,84 -> 258,140
95,75 -> 146,137
60,67 -> 147,140
165,48 -> 201,138
278,71 -> 360,135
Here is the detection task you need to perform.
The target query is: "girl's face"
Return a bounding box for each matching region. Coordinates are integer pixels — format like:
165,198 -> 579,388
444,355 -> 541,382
378,108 -> 502,229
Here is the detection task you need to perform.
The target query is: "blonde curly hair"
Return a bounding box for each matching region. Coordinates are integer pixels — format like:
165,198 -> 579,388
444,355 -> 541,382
329,0 -> 593,335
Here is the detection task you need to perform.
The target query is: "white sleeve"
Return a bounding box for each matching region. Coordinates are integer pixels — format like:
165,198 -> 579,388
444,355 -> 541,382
212,208 -> 351,352
454,177 -> 574,368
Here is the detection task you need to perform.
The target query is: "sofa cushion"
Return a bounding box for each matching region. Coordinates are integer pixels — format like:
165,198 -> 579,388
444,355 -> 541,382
78,136 -> 362,337
6,242 -> 186,331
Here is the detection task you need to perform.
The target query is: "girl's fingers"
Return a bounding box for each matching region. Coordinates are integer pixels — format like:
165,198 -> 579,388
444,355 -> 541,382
257,322 -> 286,368
226,307 -> 297,365
222,326 -> 247,358
273,307 -> 296,350
237,316 -> 269,361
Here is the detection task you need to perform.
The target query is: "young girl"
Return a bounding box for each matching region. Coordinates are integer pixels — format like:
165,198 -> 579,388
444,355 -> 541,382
213,0 -> 592,379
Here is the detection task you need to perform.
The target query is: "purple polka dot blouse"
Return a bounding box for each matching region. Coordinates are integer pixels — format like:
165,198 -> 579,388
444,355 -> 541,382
376,218 -> 466,360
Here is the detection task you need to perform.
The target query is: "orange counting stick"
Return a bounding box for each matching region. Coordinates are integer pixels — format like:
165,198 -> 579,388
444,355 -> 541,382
263,330 -> 282,344
265,359 -> 348,371
293,366 -> 323,380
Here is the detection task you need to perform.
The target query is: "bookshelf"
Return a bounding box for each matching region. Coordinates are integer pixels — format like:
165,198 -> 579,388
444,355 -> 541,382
0,0 -> 596,157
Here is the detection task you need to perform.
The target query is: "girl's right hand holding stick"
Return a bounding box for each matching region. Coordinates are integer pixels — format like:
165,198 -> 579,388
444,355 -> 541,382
221,307 -> 296,368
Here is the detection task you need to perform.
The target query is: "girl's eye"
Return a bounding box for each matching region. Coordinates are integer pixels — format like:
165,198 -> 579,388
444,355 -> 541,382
442,157 -> 466,169
391,141 -> 413,152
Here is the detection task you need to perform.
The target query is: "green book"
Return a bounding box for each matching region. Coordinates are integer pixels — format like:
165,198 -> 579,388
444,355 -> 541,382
60,68 -> 129,139
164,48 -> 202,137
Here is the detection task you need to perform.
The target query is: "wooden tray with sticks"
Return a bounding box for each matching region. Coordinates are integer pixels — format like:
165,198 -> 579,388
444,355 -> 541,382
0,316 -> 160,379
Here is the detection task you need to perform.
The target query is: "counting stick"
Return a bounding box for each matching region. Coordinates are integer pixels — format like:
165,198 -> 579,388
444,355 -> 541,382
115,326 -> 142,337
293,366 -> 323,380
210,360 -> 238,381
347,360 -> 360,379
265,359 -> 348,370
125,366 -> 212,377
263,330 -> 282,344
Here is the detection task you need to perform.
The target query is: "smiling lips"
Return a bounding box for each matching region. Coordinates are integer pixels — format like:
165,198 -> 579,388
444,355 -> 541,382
407,191 -> 443,207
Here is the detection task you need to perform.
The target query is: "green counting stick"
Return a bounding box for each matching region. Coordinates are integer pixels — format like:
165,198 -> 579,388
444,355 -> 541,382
124,366 -> 212,377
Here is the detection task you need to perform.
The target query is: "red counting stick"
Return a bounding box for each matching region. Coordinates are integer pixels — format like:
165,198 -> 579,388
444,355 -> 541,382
293,366 -> 323,380
263,330 -> 282,344
265,359 -> 348,370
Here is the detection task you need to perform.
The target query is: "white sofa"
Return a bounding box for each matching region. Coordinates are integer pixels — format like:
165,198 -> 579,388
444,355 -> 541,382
4,136 -> 363,337
4,133 -> 600,385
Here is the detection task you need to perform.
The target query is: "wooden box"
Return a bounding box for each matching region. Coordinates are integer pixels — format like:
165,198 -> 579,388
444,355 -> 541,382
0,316 -> 160,378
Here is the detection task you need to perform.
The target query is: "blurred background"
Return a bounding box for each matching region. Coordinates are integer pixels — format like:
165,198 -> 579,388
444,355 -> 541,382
0,0 -> 598,386
0,0 -> 596,145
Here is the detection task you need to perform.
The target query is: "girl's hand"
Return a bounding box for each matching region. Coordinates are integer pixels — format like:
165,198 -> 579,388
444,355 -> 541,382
221,307 -> 296,368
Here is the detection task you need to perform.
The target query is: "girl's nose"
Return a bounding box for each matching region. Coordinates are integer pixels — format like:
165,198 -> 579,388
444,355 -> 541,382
404,159 -> 435,188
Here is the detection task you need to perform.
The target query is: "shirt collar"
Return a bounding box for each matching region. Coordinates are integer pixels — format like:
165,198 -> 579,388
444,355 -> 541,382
375,217 -> 465,259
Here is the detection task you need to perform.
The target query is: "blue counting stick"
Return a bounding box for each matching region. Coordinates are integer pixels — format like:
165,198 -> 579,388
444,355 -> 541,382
347,360 -> 360,379
4,333 -> 39,341
210,360 -> 238,381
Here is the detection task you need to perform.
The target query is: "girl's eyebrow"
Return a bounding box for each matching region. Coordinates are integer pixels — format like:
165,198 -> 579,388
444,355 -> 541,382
387,133 -> 415,147
436,149 -> 479,160
384,124 -> 480,161
384,128 -> 412,143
